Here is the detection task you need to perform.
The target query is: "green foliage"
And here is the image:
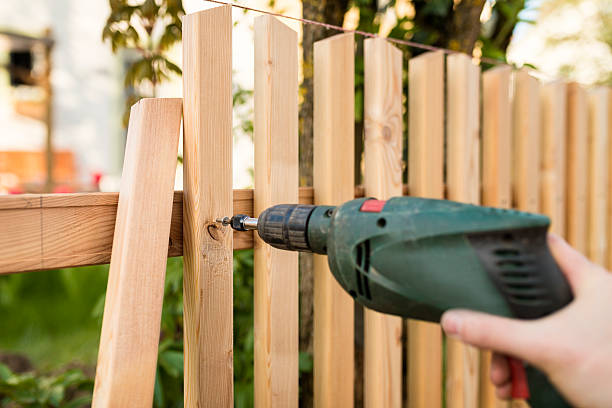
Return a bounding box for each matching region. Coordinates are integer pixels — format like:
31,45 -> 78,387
102,0 -> 185,125
0,363 -> 93,408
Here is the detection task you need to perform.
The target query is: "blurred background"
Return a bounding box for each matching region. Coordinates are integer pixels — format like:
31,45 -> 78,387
0,0 -> 609,407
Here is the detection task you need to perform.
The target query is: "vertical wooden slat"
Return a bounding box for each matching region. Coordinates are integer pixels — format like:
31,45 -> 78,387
407,50 -> 444,408
513,70 -> 541,213
182,7 -> 234,407
254,15 -> 299,408
540,81 -> 568,235
565,83 -> 589,253
313,33 -> 355,408
92,98 -> 182,408
480,65 -> 512,408
586,88 -> 610,265
363,37 -> 403,408
445,53 -> 480,408
511,69 -> 541,408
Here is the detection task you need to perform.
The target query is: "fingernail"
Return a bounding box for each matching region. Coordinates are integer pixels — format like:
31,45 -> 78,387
441,312 -> 462,336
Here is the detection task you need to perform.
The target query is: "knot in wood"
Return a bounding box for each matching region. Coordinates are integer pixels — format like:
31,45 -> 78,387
207,223 -> 227,242
383,125 -> 392,141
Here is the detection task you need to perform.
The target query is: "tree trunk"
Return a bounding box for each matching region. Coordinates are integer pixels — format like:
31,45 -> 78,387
447,0 -> 487,53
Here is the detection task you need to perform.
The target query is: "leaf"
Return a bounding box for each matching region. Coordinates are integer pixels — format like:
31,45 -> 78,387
153,367 -> 165,408
158,350 -> 183,378
63,395 -> 93,408
0,363 -> 12,381
298,351 -> 313,373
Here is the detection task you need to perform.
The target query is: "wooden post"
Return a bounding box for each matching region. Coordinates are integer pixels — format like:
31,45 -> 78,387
313,33 -> 355,408
182,6 -> 234,407
407,50 -> 444,408
254,15 -> 299,408
608,89 -> 612,270
480,65 -> 512,408
92,98 -> 182,408
586,88 -> 609,265
565,83 -> 589,253
445,53 -> 480,408
513,70 -> 541,213
363,37 -> 403,408
540,81 -> 568,236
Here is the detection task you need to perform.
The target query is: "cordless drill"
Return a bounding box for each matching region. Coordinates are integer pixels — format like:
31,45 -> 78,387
218,196 -> 573,408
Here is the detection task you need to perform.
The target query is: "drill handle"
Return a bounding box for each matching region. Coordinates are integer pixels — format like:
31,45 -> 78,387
523,362 -> 571,408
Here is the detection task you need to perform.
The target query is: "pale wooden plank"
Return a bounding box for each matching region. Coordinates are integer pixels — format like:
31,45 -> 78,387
313,33 -> 355,408
363,37 -> 403,408
92,98 -> 182,408
407,50 -> 444,408
253,15 -> 299,408
480,66 -> 512,408
182,6 -> 234,407
513,69 -> 541,213
0,185 -> 396,275
586,87 -> 609,265
540,81 -> 568,235
565,83 -> 589,253
445,53 -> 480,408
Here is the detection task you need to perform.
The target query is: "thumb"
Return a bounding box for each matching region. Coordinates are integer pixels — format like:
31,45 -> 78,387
441,309 -> 548,364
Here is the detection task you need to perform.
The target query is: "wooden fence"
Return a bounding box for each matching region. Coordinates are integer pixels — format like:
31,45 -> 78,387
0,5 -> 611,407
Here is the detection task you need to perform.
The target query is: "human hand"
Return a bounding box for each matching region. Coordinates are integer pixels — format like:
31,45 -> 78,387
441,234 -> 612,408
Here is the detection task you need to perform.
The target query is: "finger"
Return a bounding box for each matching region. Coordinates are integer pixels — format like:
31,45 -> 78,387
490,353 -> 510,386
496,382 -> 512,400
547,233 -> 591,292
441,309 -> 545,364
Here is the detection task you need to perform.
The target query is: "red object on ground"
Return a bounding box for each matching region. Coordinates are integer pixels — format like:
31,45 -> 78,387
509,357 -> 530,399
8,187 -> 24,194
53,185 -> 73,193
360,199 -> 387,213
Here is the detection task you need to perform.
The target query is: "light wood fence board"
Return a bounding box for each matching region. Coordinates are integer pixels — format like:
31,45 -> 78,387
565,83 -> 589,253
182,6 -> 234,407
513,70 -> 541,213
363,37 -> 403,408
608,89 -> 612,270
92,98 -> 182,408
407,49 -> 444,408
313,32 -> 355,408
540,81 -> 567,236
253,15 -> 299,408
445,53 -> 480,408
480,65 -> 512,408
586,87 -> 610,265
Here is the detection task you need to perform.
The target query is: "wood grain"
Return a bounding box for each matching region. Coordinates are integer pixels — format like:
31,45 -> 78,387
253,15 -> 299,408
586,87 -> 609,265
407,50 -> 444,408
313,33 -> 355,408
565,83 -> 589,253
182,6 -> 234,407
513,69 -> 541,213
540,81 -> 567,236
92,98 -> 182,408
608,89 -> 612,270
363,37 -> 403,408
0,186 -> 397,275
445,53 -> 480,408
480,66 -> 512,408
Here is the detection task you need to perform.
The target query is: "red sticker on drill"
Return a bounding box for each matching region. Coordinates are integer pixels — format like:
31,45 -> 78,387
360,199 -> 387,213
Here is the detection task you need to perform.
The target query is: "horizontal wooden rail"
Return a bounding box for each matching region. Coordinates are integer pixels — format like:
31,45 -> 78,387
0,185 -> 410,274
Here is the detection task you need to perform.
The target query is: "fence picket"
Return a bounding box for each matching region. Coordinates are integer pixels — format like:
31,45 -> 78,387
313,32 -> 355,408
363,37 -> 403,408
565,83 -> 589,253
541,81 -> 568,236
445,53 -> 480,408
586,88 -> 610,265
480,65 -> 512,408
407,50 -> 445,408
253,15 -> 300,408
182,7 -> 234,407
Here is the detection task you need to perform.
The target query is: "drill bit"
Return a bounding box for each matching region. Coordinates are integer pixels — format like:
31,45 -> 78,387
215,214 -> 258,231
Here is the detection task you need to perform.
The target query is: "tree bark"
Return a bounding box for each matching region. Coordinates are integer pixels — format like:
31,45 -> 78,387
447,0 -> 487,53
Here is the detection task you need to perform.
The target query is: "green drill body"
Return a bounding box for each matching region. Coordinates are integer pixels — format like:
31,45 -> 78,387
225,196 -> 573,407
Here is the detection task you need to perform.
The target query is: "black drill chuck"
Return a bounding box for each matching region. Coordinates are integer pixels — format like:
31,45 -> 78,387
256,204 -> 316,252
